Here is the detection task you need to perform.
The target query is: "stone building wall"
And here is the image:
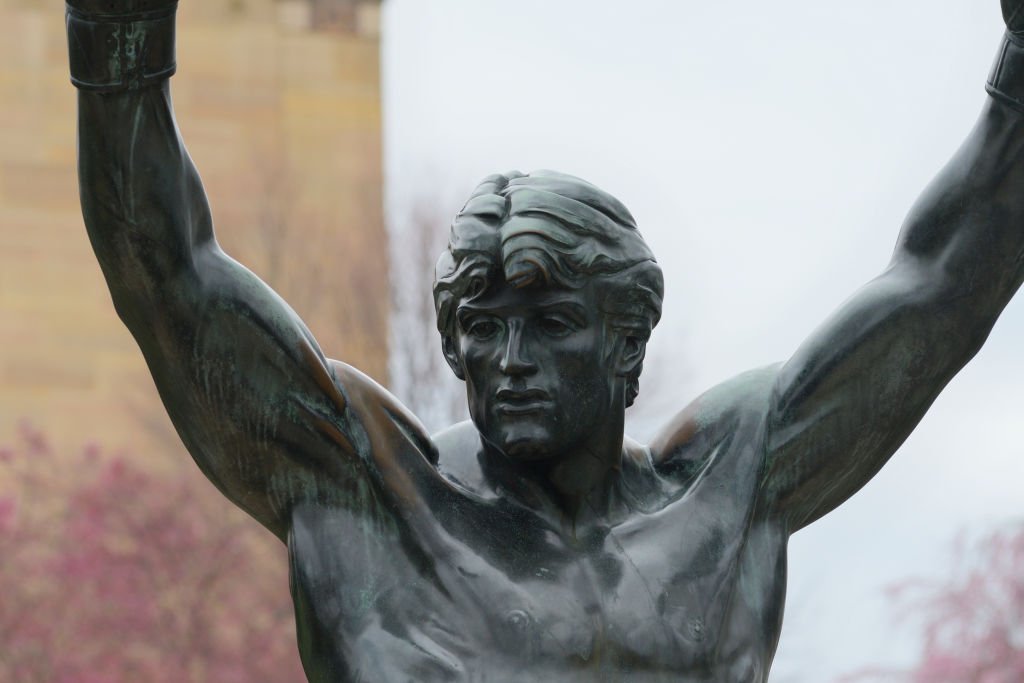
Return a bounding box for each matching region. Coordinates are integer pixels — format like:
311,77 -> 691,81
0,0 -> 387,461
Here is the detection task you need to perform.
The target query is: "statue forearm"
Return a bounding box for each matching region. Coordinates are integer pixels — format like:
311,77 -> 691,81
71,2 -> 211,319
78,86 -> 211,311
900,15 -> 1024,305
893,90 -> 1024,335
881,24 -> 1024,343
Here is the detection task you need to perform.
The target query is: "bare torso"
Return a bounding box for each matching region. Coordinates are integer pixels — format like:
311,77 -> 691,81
287,365 -> 786,683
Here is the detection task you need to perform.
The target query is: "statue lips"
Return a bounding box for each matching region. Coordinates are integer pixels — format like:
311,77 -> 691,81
494,388 -> 552,416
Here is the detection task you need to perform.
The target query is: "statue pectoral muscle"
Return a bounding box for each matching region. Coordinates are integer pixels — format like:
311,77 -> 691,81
67,2 -> 1024,681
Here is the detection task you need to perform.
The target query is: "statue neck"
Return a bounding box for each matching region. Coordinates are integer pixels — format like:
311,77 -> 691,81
480,412 -> 626,533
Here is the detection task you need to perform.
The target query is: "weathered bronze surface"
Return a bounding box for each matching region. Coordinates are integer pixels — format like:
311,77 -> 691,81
68,2 -> 1024,680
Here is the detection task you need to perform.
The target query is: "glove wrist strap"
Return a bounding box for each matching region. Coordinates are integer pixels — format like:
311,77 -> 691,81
988,31 -> 1024,113
66,2 -> 178,93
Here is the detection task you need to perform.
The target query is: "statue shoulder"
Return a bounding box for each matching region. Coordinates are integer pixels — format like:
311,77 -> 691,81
650,364 -> 781,477
327,359 -> 440,466
432,421 -> 494,497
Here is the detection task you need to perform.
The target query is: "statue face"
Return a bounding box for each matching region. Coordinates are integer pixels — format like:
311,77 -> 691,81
448,278 -> 624,461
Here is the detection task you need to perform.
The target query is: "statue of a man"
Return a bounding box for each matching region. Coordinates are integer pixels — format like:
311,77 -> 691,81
66,2 -> 1024,680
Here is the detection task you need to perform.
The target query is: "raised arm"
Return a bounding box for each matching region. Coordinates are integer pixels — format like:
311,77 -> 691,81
69,1 -> 383,541
760,8 -> 1024,532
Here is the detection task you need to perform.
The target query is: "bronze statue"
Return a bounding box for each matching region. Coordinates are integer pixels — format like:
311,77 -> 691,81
66,1 -> 1024,680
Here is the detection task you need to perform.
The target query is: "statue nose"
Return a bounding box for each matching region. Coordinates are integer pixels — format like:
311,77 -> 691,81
499,323 -> 537,376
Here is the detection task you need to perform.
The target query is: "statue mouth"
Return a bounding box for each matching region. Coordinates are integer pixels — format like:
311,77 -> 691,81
494,388 -> 551,415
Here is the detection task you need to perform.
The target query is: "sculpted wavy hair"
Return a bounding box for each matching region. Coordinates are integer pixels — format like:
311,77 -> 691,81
433,170 -> 664,407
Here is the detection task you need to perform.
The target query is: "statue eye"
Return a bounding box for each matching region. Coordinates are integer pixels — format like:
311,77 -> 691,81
538,316 -> 572,337
465,318 -> 501,340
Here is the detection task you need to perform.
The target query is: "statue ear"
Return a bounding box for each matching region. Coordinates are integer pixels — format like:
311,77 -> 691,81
616,335 -> 646,377
442,335 -> 465,380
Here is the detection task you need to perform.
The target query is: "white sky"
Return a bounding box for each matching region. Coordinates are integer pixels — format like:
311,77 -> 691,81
381,1 -> 1022,680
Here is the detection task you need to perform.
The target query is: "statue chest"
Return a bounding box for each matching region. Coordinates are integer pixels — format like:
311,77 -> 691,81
287,487 -> 783,682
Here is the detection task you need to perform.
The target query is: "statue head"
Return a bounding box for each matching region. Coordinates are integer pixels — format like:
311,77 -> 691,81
434,170 -> 664,460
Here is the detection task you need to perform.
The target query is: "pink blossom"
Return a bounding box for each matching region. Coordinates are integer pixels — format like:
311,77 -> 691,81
841,525 -> 1024,683
0,424 -> 305,682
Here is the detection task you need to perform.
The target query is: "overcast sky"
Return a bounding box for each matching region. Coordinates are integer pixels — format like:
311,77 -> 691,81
380,1 -> 1021,680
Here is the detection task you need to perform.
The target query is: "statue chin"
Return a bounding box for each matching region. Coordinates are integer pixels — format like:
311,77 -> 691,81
479,419 -> 567,464
500,439 -> 557,462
